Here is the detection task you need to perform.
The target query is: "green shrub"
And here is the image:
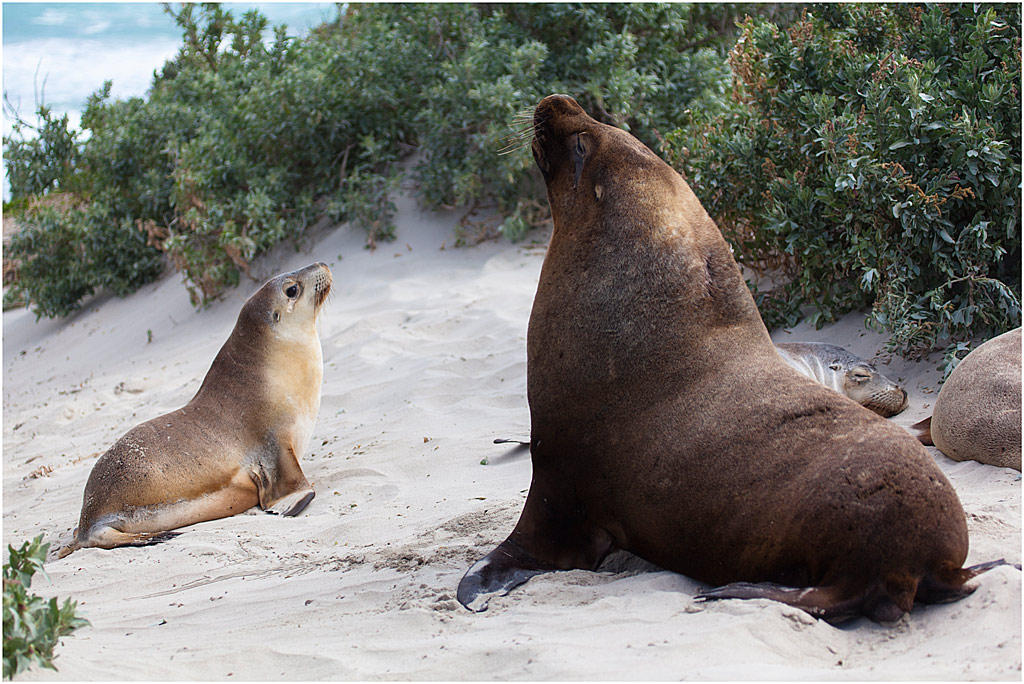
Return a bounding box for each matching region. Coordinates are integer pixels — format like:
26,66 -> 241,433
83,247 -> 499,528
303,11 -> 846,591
3,536 -> 88,679
3,107 -> 79,198
3,3 -> 747,316
414,4 -> 744,240
666,4 -> 1021,359
4,202 -> 163,319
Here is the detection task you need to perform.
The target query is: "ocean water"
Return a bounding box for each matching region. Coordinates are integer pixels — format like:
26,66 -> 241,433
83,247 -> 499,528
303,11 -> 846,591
2,2 -> 338,200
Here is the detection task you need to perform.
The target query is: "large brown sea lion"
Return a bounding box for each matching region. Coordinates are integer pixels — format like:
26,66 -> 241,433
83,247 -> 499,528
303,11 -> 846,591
457,95 -> 1008,623
58,263 -> 332,557
914,328 -> 1021,471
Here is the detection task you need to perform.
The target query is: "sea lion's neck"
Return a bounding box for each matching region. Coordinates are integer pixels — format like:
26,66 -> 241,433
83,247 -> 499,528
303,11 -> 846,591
528,203 -> 773,414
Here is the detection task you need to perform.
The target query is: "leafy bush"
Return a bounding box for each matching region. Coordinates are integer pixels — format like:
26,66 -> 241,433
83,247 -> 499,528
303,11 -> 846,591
3,107 -> 79,199
666,4 -> 1021,359
4,201 -> 163,318
414,4 -> 746,240
3,3 -> 747,316
3,536 -> 88,679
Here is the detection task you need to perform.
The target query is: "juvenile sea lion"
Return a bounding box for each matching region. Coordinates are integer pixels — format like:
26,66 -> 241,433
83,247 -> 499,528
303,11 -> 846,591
58,263 -> 332,557
457,95 -> 1008,623
774,342 -> 908,417
914,328 -> 1021,471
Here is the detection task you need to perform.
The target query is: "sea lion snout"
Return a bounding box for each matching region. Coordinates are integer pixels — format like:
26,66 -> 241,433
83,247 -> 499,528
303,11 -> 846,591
843,363 -> 908,417
305,262 -> 333,309
531,95 -> 587,180
534,94 -> 585,125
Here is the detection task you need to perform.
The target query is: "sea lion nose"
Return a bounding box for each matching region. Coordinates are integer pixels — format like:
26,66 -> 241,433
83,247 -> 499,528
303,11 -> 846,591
535,94 -> 585,123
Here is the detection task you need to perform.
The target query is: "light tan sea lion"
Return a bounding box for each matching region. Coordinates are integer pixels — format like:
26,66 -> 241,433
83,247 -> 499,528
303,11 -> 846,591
914,328 -> 1021,470
774,342 -> 908,417
58,263 -> 332,557
457,95 -> 1009,623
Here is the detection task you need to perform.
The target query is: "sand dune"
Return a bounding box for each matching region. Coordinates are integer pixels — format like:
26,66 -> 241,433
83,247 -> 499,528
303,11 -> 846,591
3,193 -> 1020,680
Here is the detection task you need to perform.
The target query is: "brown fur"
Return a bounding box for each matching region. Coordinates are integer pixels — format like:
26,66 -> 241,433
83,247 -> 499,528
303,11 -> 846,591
458,95 -> 1002,623
924,328 -> 1021,470
58,263 -> 332,557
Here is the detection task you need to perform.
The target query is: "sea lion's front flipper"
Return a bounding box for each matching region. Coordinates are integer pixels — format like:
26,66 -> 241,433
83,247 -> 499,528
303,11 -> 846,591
458,473 -> 614,612
265,489 -> 315,516
457,538 -> 554,612
252,444 -> 315,516
493,438 -> 531,447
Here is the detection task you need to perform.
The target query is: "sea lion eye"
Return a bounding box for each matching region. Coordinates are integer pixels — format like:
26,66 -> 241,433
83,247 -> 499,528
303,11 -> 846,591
285,284 -> 299,299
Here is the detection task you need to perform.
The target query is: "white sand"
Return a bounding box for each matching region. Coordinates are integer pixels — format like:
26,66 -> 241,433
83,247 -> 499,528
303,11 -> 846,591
3,191 -> 1021,680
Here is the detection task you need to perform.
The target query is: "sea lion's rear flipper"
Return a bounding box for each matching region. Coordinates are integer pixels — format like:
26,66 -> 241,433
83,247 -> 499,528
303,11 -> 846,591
457,538 -> 554,612
59,528 -> 182,557
696,582 -> 869,623
917,558 -> 1018,604
912,416 -> 934,445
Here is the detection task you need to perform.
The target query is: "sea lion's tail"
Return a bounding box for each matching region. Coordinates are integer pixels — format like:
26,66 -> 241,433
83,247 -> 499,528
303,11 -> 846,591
911,416 -> 934,445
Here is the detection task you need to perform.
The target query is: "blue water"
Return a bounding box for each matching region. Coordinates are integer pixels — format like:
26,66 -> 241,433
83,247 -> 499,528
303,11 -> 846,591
2,3 -> 339,200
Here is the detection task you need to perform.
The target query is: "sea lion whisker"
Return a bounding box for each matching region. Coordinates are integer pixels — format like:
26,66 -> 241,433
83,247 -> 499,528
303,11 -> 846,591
501,122 -> 539,141
497,139 -> 535,156
500,130 -> 536,146
511,105 -> 535,121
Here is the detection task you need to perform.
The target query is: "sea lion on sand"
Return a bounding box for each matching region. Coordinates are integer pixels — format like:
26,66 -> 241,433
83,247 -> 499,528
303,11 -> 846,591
58,263 -> 332,557
775,342 -> 908,417
457,95 -> 1008,623
914,328 -> 1021,471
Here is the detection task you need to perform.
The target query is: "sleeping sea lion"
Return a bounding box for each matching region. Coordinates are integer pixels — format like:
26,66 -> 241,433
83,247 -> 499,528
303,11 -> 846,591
774,342 -> 908,417
457,95 -> 1009,623
58,262 -> 332,557
914,328 -> 1021,470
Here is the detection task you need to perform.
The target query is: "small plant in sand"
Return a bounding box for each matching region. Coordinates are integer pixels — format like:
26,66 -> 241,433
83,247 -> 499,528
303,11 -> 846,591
2,536 -> 88,680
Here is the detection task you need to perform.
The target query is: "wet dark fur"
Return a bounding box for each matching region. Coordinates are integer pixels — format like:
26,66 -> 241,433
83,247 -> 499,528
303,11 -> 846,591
458,95 -> 1004,623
